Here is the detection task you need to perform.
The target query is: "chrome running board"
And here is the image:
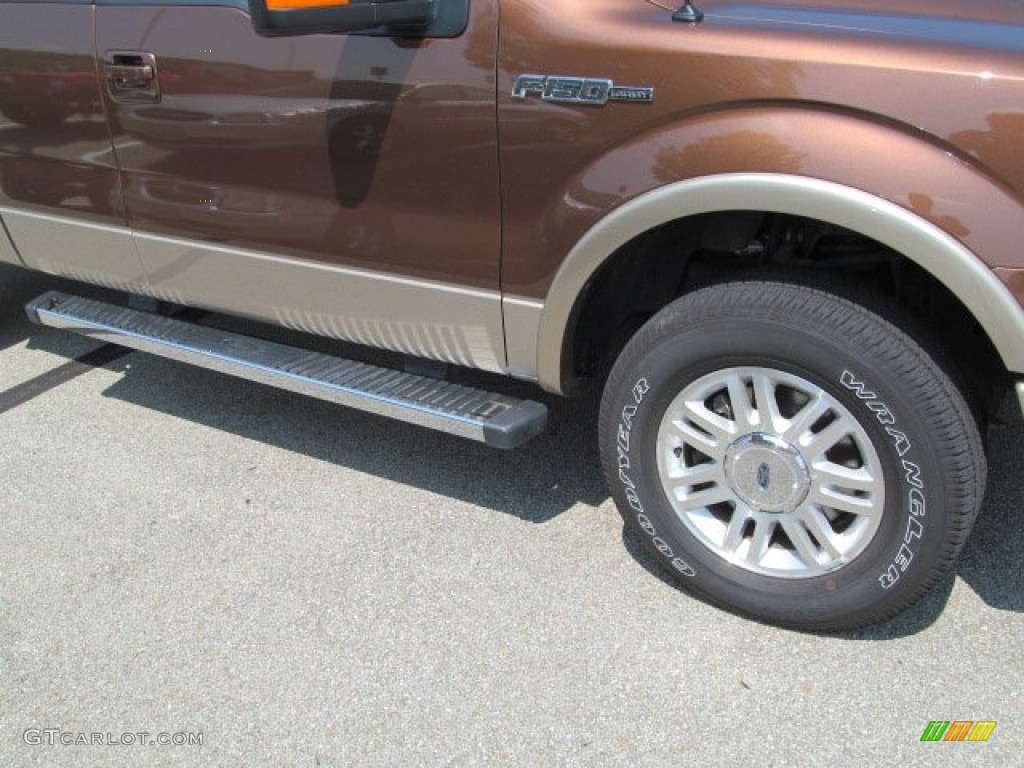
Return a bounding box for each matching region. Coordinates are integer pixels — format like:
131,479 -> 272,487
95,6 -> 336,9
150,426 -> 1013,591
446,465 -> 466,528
26,291 -> 547,449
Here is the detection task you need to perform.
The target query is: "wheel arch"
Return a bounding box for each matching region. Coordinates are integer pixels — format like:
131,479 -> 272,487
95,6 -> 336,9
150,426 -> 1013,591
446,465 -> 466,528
537,172 -> 1024,394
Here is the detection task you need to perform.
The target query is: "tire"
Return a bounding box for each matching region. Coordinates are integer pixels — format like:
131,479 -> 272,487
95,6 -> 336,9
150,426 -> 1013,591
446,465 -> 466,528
599,279 -> 986,630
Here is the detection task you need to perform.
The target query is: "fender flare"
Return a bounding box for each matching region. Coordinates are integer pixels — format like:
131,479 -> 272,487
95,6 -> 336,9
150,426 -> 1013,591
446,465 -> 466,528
536,173 -> 1024,393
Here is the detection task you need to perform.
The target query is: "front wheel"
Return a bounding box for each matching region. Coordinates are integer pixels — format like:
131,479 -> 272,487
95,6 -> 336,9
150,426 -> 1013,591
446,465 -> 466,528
599,280 -> 985,630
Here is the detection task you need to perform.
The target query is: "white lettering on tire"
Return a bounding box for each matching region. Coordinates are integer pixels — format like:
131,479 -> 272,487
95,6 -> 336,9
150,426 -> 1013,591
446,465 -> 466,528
616,377 -> 696,578
841,369 -> 926,589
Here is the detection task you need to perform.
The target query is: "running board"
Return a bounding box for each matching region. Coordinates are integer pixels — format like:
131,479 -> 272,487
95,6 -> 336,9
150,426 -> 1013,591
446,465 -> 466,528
25,291 -> 547,449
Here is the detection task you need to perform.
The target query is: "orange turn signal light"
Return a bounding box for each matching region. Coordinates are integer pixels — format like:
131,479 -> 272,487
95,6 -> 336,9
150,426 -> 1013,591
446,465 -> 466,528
265,0 -> 350,9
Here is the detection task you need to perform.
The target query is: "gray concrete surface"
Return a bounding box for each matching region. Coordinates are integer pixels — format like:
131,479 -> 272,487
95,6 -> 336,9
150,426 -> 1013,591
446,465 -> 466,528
1,264 -> 1021,767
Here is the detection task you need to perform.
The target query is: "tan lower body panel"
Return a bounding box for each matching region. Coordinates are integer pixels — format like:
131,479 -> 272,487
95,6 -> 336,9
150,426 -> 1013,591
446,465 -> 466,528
1,206 -> 509,374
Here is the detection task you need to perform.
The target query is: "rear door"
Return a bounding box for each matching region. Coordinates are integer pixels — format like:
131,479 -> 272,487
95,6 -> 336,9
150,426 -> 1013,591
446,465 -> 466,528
95,0 -> 507,372
0,0 -> 142,284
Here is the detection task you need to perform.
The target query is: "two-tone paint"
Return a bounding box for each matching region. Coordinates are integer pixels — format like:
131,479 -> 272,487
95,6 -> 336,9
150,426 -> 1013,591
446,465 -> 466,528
1,0 -> 1022,398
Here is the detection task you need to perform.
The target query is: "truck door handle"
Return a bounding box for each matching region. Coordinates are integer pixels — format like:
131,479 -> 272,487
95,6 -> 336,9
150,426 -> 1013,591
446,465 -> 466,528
104,52 -> 160,102
108,64 -> 153,89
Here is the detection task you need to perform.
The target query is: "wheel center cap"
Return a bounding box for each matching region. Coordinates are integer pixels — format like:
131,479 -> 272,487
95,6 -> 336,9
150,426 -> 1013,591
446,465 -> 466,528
724,433 -> 811,513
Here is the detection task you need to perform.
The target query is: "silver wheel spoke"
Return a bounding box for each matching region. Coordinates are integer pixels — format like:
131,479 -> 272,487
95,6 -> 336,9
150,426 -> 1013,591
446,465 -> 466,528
726,373 -> 758,431
669,416 -> 727,462
780,517 -> 825,571
808,485 -> 881,517
682,399 -> 735,443
664,461 -> 720,485
752,373 -> 786,434
673,483 -> 733,509
746,518 -> 775,567
801,416 -> 856,460
781,393 -> 830,443
795,506 -> 845,562
722,503 -> 752,555
813,462 -> 881,494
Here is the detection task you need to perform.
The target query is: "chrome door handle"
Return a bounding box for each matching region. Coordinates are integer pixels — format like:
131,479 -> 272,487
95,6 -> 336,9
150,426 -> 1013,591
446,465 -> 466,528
104,52 -> 160,102
107,64 -> 153,89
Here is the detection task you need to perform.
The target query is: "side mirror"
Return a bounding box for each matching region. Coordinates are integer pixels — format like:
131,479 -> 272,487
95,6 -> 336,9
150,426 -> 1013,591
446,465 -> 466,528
249,0 -> 437,37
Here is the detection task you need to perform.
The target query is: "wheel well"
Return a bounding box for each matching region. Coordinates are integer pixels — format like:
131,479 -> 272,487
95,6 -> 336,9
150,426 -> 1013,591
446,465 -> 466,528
571,211 -> 1007,418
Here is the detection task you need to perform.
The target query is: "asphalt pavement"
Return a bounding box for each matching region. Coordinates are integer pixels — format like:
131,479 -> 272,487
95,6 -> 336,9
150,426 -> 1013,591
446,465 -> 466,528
1,264 -> 1021,767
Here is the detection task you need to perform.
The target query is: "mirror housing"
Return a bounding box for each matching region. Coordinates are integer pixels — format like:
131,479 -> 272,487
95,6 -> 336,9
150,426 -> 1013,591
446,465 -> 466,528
249,0 -> 437,37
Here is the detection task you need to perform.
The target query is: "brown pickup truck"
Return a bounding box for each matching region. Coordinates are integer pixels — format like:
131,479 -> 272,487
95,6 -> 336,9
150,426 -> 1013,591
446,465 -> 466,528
1,0 -> 1022,630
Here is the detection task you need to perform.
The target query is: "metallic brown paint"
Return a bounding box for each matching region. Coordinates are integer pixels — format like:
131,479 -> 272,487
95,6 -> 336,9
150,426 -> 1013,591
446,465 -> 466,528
0,5 -> 122,224
498,0 -> 1024,299
96,0 -> 501,289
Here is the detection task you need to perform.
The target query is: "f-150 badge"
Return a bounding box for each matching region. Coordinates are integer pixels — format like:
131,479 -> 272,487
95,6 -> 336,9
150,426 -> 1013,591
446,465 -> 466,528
512,75 -> 654,105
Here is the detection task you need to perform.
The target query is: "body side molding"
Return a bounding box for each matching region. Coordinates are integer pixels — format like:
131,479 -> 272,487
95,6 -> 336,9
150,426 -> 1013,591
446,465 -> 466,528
535,173 -> 1024,393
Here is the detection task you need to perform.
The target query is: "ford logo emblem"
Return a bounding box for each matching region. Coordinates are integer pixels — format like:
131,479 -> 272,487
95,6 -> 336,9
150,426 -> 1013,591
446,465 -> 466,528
757,462 -> 771,491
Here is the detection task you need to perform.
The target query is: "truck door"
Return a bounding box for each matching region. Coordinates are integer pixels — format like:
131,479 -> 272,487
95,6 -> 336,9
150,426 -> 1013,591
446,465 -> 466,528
0,0 -> 142,285
95,0 -> 507,372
